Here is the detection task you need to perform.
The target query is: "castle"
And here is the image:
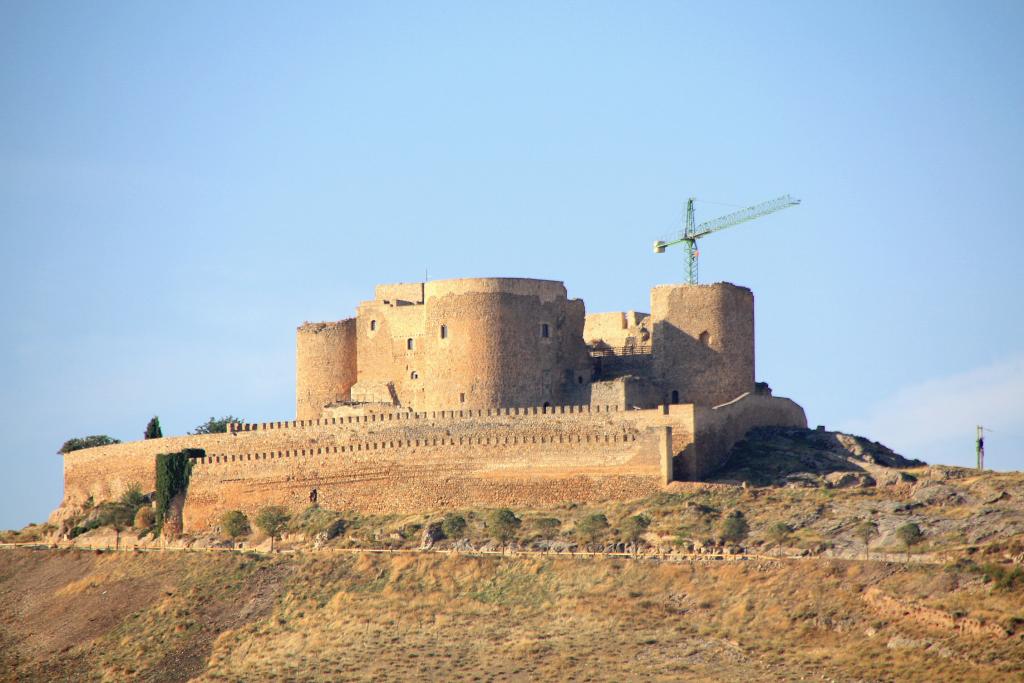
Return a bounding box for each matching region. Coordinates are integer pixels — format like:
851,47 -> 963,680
56,278 -> 806,532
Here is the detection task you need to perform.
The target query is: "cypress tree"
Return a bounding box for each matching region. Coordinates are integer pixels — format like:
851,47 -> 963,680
144,416 -> 163,439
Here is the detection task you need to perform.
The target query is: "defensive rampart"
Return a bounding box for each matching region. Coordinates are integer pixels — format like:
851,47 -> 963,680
58,396 -> 805,531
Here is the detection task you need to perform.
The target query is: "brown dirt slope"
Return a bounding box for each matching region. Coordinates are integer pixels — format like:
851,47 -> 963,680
1,546 -> 1022,682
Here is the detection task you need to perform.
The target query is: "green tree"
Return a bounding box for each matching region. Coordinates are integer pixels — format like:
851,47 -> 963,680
488,508 -> 521,543
144,416 -> 163,439
896,522 -> 924,561
577,513 -> 610,545
854,519 -> 879,560
191,416 -> 245,435
441,513 -> 467,540
154,451 -> 196,530
255,506 -> 291,551
221,510 -> 251,540
533,517 -> 561,539
766,521 -> 793,557
58,435 -> 121,454
620,514 -> 651,544
720,511 -> 750,545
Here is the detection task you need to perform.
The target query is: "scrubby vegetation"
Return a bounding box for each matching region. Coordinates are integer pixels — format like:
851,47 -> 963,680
155,450 -> 197,530
57,435 -> 120,454
255,506 -> 291,551
191,416 -> 245,435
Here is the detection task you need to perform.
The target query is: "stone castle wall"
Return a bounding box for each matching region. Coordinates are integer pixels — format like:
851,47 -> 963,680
59,395 -> 806,531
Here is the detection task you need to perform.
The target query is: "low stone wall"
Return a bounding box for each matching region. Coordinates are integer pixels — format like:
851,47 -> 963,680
864,587 -> 1009,639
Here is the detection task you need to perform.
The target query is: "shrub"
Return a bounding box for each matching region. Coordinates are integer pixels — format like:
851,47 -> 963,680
191,416 -> 245,435
488,508 -> 521,543
134,506 -> 155,530
441,513 -> 468,539
979,564 -> 1024,592
58,435 -> 121,454
119,483 -> 147,510
576,513 -> 610,544
620,514 -> 651,543
719,511 -> 749,545
532,517 -> 561,539
144,416 -> 162,440
294,507 -> 346,541
255,506 -> 291,551
221,510 -> 251,539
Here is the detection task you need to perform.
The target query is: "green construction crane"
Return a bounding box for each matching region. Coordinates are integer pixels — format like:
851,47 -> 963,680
653,195 -> 801,284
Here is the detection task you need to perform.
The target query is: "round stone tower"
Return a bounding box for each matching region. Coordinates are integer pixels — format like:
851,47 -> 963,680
296,319 -> 357,420
650,282 -> 754,406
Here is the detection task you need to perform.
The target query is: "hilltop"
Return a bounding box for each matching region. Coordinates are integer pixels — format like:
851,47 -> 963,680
2,428 -> 1023,681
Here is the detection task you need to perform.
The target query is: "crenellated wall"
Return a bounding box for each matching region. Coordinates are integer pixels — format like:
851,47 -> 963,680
57,395 -> 806,531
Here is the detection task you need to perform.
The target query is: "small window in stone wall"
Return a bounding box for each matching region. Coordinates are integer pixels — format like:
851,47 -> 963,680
407,338 -> 414,350
411,371 -> 419,380
671,390 -> 680,404
460,392 -> 466,403
699,331 -> 710,345
541,323 -> 550,338
440,324 -> 448,339
370,320 -> 377,331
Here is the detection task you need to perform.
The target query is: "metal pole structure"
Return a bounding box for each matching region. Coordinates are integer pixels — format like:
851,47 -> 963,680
976,425 -> 985,472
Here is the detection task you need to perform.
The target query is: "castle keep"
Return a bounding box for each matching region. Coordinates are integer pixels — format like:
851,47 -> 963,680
56,278 -> 806,532
297,277 -> 756,418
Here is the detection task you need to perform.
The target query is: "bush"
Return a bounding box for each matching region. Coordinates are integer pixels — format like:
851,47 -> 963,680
979,564 -> 1024,592
441,513 -> 467,539
191,416 -> 245,435
488,508 -> 521,543
144,416 -> 162,440
576,513 -> 610,544
255,506 -> 291,551
221,510 -> 251,539
58,435 -> 121,454
620,514 -> 650,543
719,511 -> 749,545
119,483 -> 147,510
134,506 -> 155,530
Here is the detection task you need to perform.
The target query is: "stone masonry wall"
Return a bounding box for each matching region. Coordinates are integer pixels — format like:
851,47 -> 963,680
59,395 -> 804,530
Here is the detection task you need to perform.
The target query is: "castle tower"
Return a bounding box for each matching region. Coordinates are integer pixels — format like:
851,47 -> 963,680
352,278 -> 591,411
650,282 -> 754,406
295,319 -> 357,420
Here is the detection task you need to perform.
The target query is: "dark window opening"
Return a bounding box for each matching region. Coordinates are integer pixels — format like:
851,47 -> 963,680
578,376 -> 584,384
541,323 -> 550,338
370,320 -> 377,331
440,324 -> 448,339
699,331 -> 710,346
460,392 -> 466,403
407,338 -> 414,350
410,371 -> 419,380
671,390 -> 680,404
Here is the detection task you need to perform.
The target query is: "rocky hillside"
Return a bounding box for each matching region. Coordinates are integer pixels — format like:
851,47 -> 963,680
2,428 -> 1022,681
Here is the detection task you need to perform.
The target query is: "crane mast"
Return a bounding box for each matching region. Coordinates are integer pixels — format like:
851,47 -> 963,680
654,194 -> 800,284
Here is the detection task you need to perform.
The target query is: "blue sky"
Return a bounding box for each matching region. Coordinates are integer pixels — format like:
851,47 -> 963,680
1,2 -> 1022,529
